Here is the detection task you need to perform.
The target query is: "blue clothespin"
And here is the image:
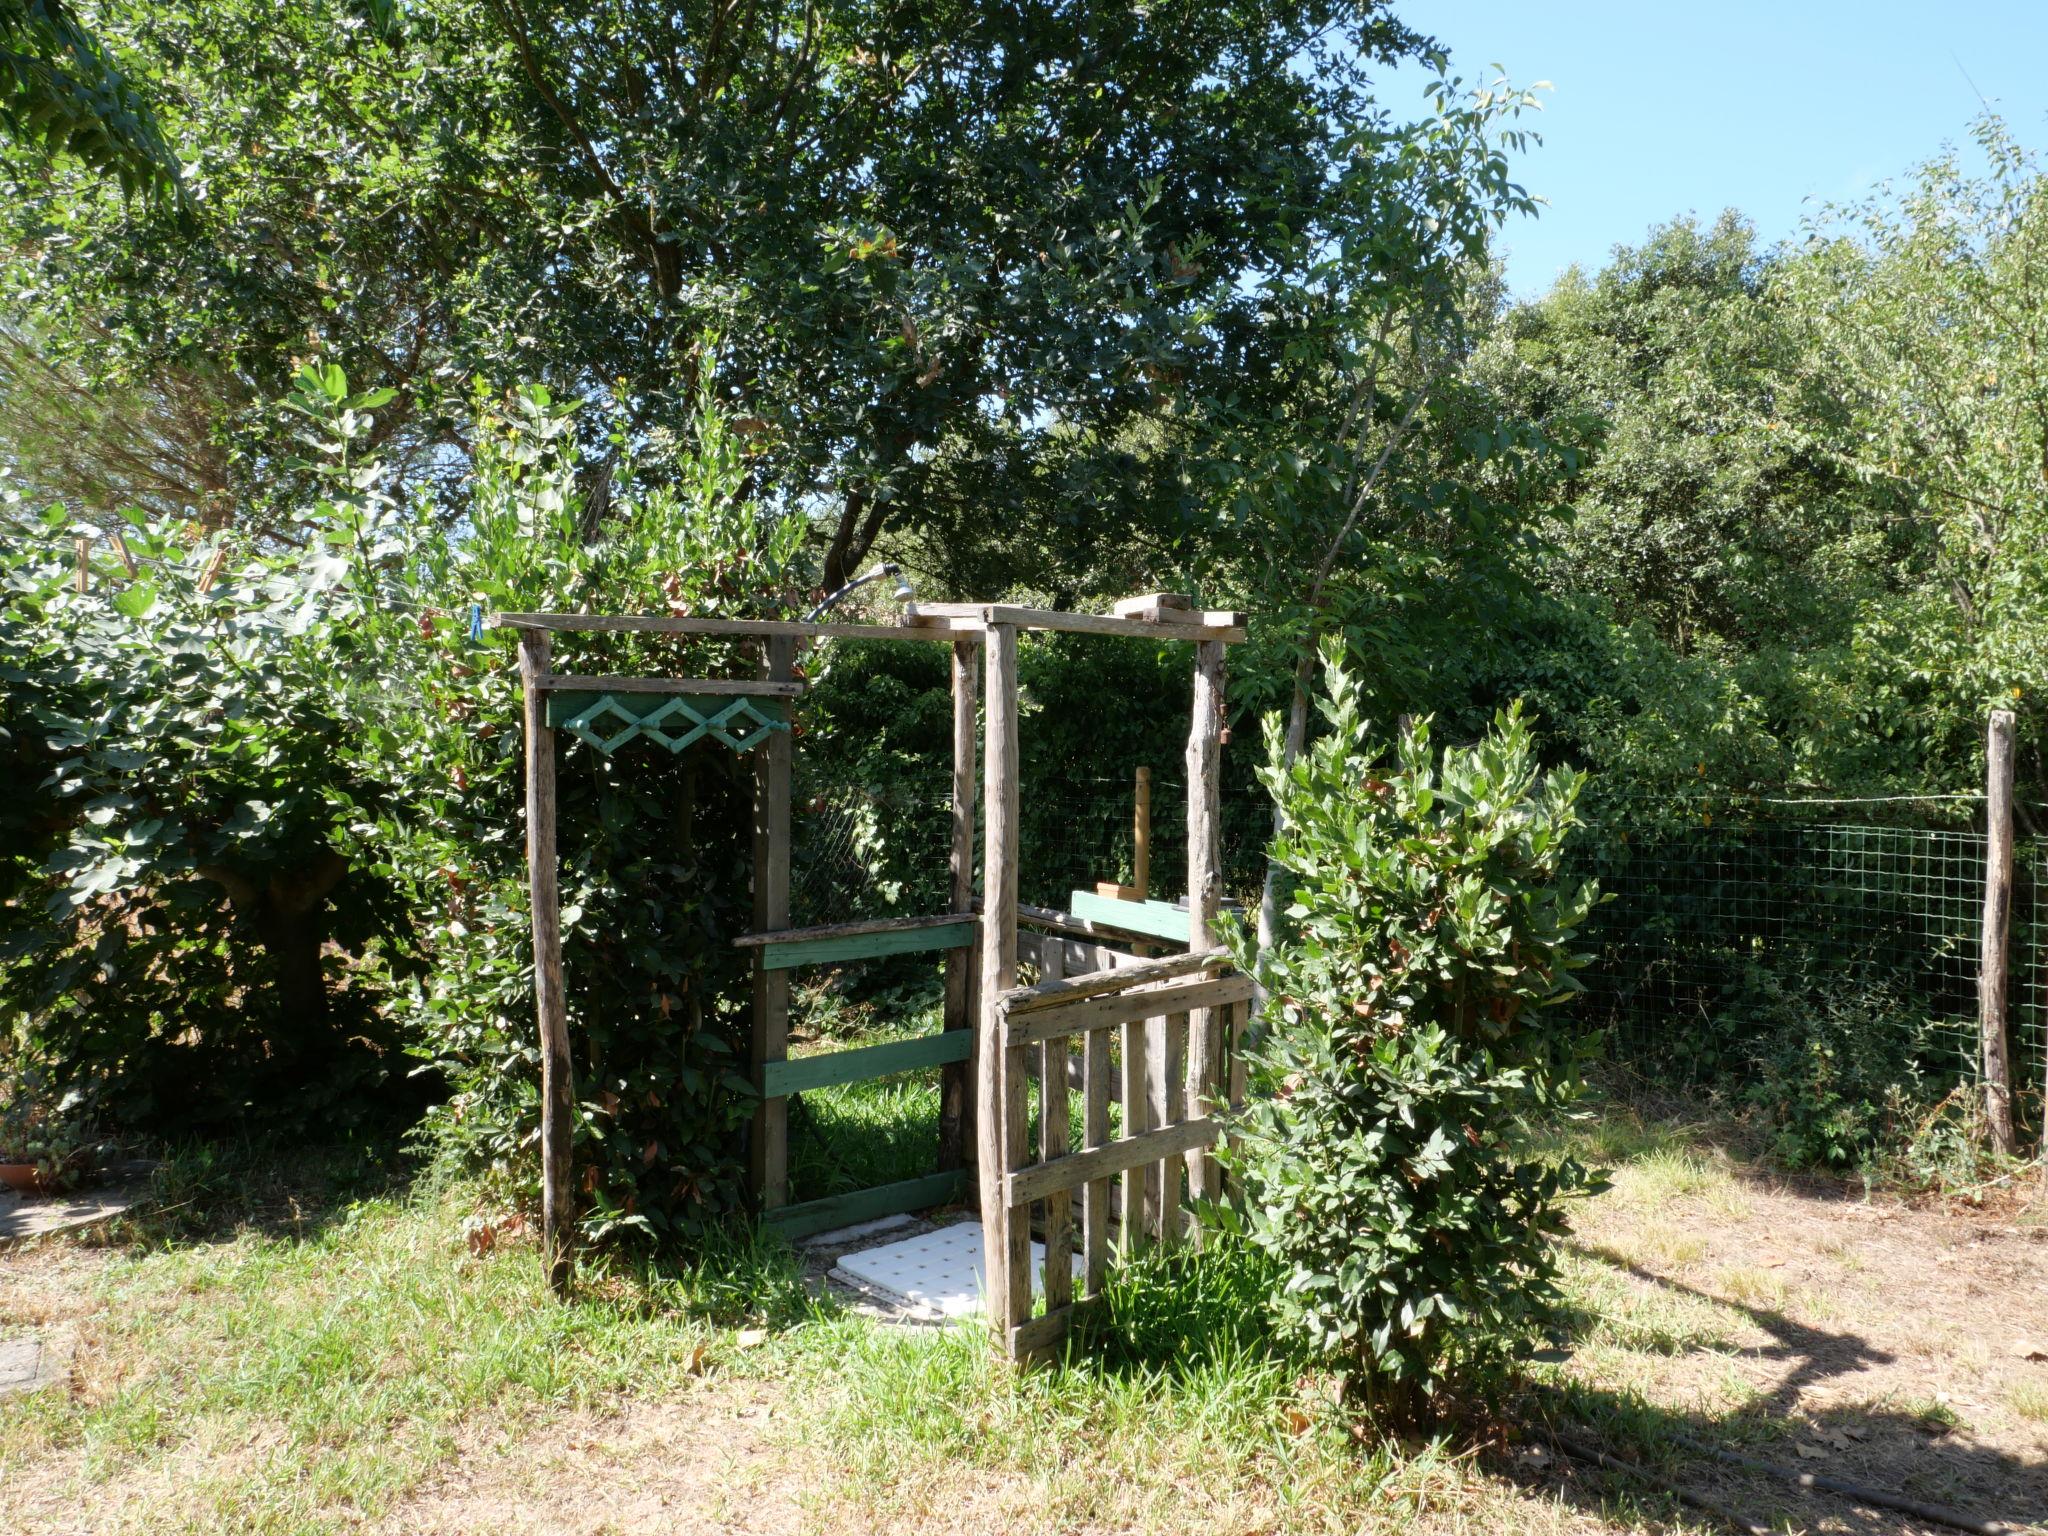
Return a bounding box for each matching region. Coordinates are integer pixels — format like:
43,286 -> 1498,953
468,604 -> 483,644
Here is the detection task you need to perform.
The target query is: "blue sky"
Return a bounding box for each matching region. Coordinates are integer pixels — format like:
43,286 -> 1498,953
1387,1 -> 2048,297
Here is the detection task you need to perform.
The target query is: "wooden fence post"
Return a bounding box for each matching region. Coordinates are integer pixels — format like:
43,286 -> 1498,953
1982,707 -> 2018,1157
1183,639 -> 1226,1218
940,638 -> 979,1172
518,629 -> 575,1294
750,635 -> 796,1209
978,622 -> 1027,1346
1132,765 -> 1151,901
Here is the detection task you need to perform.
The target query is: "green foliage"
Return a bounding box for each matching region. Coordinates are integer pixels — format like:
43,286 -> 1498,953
1224,647 -> 1602,1418
0,0 -> 177,197
2,357 -> 807,1243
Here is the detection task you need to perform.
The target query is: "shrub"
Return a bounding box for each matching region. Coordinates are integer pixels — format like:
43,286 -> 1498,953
1224,646 -> 1602,1422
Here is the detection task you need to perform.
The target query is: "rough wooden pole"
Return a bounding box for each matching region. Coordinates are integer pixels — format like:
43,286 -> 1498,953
939,638 -> 979,1173
1132,765 -> 1151,902
519,630 -> 575,1295
750,635 -> 797,1209
73,536 -> 88,594
978,623 -> 1027,1348
1981,707 -> 2018,1157
1183,639 -> 1226,1220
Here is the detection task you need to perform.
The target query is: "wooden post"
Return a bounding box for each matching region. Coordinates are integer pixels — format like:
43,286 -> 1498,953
1132,765 -> 1151,902
518,630 -> 575,1295
1981,708 -> 2018,1157
750,635 -> 797,1209
978,623 -> 1028,1347
73,536 -> 88,594
940,639 -> 979,1173
1183,638 -> 1225,1215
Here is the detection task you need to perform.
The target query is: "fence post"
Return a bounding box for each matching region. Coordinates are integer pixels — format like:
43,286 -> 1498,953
1981,708 -> 2018,1156
518,629 -> 575,1294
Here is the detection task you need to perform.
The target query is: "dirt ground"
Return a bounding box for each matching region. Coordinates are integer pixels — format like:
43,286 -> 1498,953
4,1144 -> 2047,1536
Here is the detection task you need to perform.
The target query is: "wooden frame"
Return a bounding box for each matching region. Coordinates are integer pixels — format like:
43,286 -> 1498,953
499,598 -> 1243,1359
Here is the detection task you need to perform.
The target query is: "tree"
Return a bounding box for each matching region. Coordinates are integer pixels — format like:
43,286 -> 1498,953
1783,112 -> 2048,804
0,0 -> 176,196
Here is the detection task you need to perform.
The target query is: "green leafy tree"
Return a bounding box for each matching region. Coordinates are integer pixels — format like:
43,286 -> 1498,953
1225,646 -> 1601,1421
0,0 -> 176,196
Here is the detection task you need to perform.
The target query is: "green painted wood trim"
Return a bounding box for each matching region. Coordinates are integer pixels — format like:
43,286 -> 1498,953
1066,891 -> 1191,943
543,690 -> 789,752
761,1029 -> 973,1097
761,1169 -> 971,1241
759,920 -> 974,971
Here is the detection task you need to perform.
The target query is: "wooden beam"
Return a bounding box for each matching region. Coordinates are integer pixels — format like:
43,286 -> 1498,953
1000,948 -> 1229,1015
1007,1116 -> 1221,1207
978,621 -> 1028,1348
1185,636 -> 1226,1216
908,603 -> 1246,645
749,635 -> 796,1211
1110,592 -> 1192,620
762,1169 -> 970,1242
940,638 -> 979,1176
539,674 -> 805,697
761,1030 -> 973,1097
492,612 -> 975,643
750,921 -> 975,971
1066,891 -> 1192,943
519,629 -> 575,1296
1982,708 -> 2018,1157
1005,974 -> 1254,1047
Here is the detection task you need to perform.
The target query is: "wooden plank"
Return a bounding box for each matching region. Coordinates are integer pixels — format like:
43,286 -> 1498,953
1982,708 -> 2018,1155
762,1170 -> 970,1242
1041,1028 -> 1073,1318
1005,974 -> 1254,1046
519,630 -> 575,1295
909,603 -> 1246,645
761,1030 -> 973,1097
941,636 -> 979,1176
1152,1012 -> 1185,1246
492,612 -> 974,644
749,635 -> 795,1211
1067,891 -> 1192,943
735,912 -> 977,946
1120,1002 -> 1151,1252
979,622 -> 1029,1350
752,921 -> 974,971
539,674 -> 805,697
1007,1116 -> 1221,1207
1001,947 -> 1227,1015
1110,592 -> 1193,619
1017,904 -> 1150,958
1082,1022 -> 1111,1297
1008,1300 -> 1094,1363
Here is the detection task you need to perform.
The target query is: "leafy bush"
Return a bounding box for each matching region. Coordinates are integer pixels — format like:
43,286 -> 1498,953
3,359 -> 806,1245
1225,647 -> 1602,1422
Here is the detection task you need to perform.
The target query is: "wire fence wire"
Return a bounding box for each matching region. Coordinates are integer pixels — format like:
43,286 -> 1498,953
1566,796 -> 2047,1116
791,769 -> 2042,1120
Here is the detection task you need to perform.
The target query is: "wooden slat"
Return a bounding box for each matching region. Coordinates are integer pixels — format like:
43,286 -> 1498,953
749,635 -> 795,1212
1007,1116 -> 1221,1207
492,612 -> 975,643
1152,1011 -> 1185,1246
1006,973 -> 1253,1046
519,630 -> 575,1296
1067,890 -> 1192,943
1121,1003 -> 1150,1251
762,1170 -> 970,1242
540,674 -> 804,697
750,921 -> 974,971
1001,948 -> 1227,1015
1041,1030 -> 1073,1317
939,638 -> 979,1176
760,1030 -> 973,1097
1008,1301 -> 1090,1362
736,912 -> 977,946
1082,1022 -> 1112,1296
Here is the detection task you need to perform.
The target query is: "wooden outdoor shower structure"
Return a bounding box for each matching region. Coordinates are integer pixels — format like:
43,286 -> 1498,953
498,595 -> 1253,1359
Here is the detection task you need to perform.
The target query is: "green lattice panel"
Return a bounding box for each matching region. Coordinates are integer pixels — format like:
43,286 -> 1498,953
544,690 -> 789,755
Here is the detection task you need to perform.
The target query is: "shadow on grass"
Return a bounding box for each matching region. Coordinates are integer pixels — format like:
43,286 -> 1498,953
1527,1240 -> 2048,1534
